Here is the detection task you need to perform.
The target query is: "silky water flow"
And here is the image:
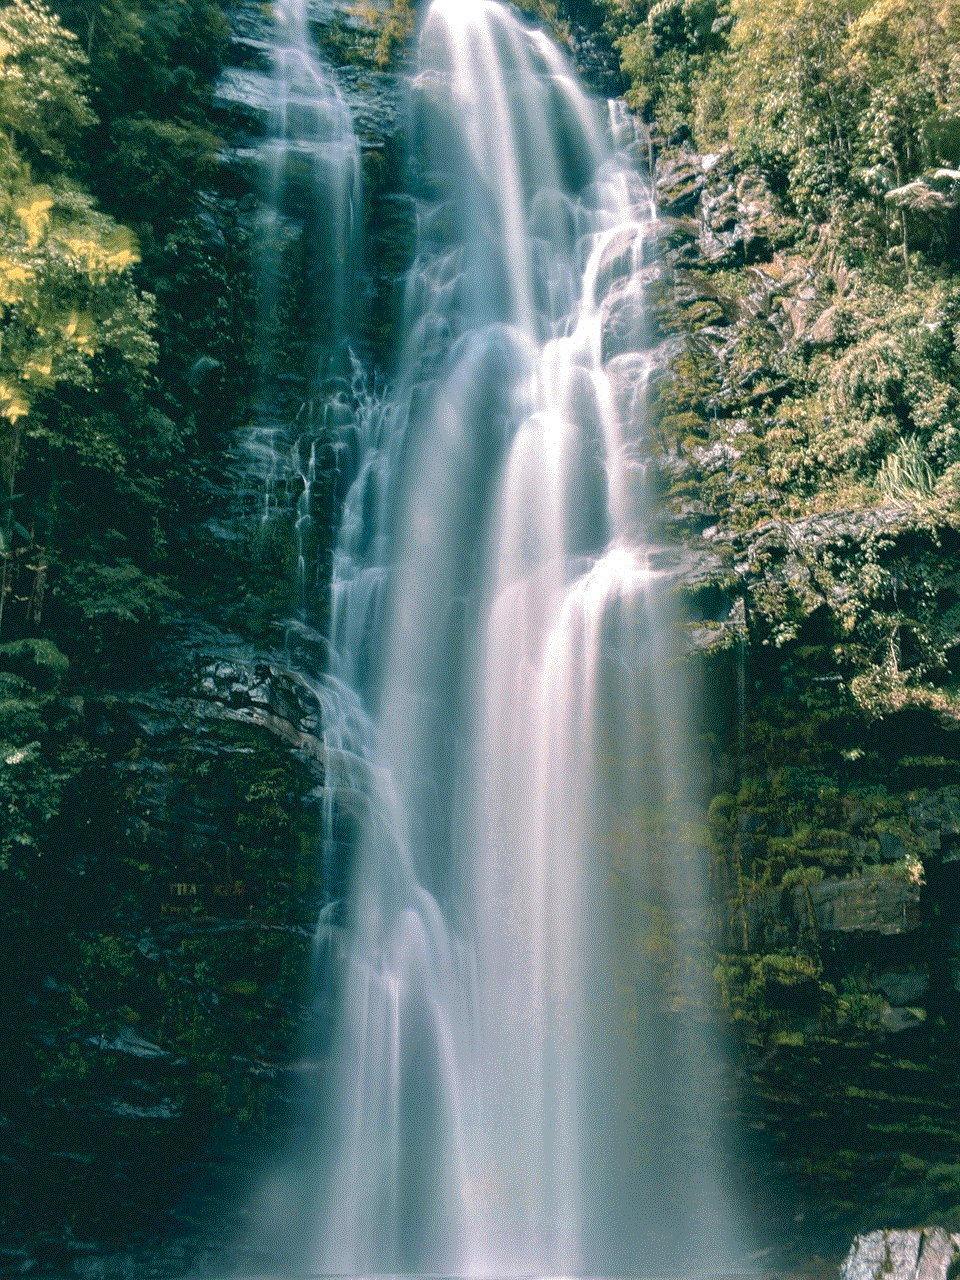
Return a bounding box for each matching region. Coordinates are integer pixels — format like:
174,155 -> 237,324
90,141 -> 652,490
242,0 -> 361,634
250,2 -> 744,1275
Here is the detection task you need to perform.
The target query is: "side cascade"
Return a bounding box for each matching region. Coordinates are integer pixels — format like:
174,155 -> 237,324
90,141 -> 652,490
244,0 -> 362,633
260,1 -> 745,1275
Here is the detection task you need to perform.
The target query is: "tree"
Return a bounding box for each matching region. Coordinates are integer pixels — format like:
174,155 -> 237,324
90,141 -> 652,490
0,0 -> 93,165
721,0 -> 867,211
612,0 -> 730,139
720,0 -> 960,231
0,0 -> 159,636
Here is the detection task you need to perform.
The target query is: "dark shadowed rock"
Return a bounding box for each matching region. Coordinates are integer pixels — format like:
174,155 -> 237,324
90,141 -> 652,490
908,788 -> 960,858
875,967 -> 930,1006
880,1004 -> 927,1034
795,871 -> 923,937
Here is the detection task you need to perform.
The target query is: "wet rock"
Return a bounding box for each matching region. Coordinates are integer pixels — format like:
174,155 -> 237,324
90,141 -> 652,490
564,22 -> 627,98
876,967 -> 930,1006
601,266 -> 666,359
223,0 -> 273,48
880,1004 -> 927,1035
795,871 -> 923,937
211,67 -> 273,138
101,1100 -> 183,1121
658,215 -> 699,250
594,224 -> 659,299
87,1029 -> 172,1060
908,788 -> 960,859
715,885 -> 792,954
136,619 -> 327,759
656,153 -> 709,215
842,1228 -> 960,1280
338,68 -> 406,148
0,1247 -> 34,1276
607,351 -> 658,431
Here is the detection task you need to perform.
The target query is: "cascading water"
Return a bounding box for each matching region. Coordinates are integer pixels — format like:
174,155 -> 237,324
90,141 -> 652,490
246,0 -> 361,635
257,1 -> 743,1275
259,0 -> 359,385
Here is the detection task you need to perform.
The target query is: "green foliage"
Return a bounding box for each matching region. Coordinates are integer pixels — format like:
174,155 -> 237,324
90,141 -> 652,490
0,119 -> 151,434
0,637 -> 69,686
779,864 -> 824,892
53,0 -> 228,124
667,255 -> 960,715
718,0 -> 960,227
611,0 -> 730,139
0,0 -> 243,685
53,560 -> 177,663
150,217 -> 254,444
0,0 -> 177,674
0,669 -> 96,872
156,929 -> 309,1124
721,0 -> 862,208
877,435 -> 935,504
0,0 -> 94,166
102,116 -> 220,235
837,979 -> 884,1032
367,0 -> 415,67
606,0 -> 960,253
713,949 -> 826,1041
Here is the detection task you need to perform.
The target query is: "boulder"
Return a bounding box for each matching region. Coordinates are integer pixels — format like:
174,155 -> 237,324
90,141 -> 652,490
593,224 -> 660,301
600,264 -> 675,360
806,303 -> 840,347
842,1228 -> 960,1280
880,1004 -> 927,1035
697,167 -> 785,264
794,871 -> 923,937
875,967 -> 930,1006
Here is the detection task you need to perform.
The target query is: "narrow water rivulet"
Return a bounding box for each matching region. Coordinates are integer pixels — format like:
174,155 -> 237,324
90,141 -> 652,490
256,2 -> 744,1274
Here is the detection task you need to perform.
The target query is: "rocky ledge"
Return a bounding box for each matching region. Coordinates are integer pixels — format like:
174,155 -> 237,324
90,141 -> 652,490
843,1228 -> 960,1280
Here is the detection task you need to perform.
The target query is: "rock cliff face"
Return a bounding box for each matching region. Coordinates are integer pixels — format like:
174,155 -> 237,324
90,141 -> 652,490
842,1228 -> 960,1280
647,140 -> 960,1260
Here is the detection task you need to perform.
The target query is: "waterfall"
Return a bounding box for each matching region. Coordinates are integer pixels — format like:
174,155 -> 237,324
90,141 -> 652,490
259,0 -> 359,387
254,1 -> 742,1274
242,0 -> 362,637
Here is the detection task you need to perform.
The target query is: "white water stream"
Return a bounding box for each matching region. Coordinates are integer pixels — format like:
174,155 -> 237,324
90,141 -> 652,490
253,2 -> 740,1274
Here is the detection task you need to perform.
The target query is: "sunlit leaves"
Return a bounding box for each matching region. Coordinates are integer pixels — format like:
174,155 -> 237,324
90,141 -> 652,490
717,0 -> 960,222
0,153 -> 156,433
0,0 -> 94,163
612,0 -> 729,138
15,190 -> 53,246
0,0 -> 154,431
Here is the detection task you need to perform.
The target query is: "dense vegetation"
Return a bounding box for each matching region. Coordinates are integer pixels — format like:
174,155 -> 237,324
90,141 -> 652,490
0,0 -> 285,1256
